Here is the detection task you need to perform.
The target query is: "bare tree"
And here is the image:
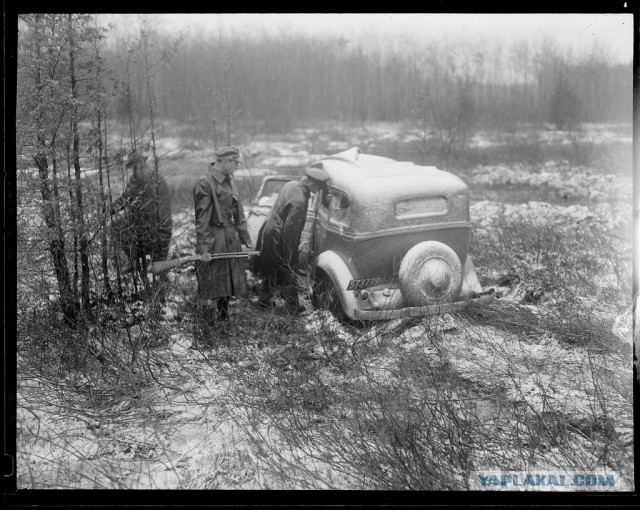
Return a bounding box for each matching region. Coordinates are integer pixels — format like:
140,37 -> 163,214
19,14 -> 79,324
216,18 -> 235,145
91,18 -> 113,297
67,14 -> 92,311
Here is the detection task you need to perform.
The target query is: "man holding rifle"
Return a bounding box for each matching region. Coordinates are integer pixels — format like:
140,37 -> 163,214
192,146 -> 252,341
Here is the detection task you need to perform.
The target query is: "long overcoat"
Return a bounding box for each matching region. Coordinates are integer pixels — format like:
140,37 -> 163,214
113,163 -> 173,263
255,180 -> 309,276
193,166 -> 251,302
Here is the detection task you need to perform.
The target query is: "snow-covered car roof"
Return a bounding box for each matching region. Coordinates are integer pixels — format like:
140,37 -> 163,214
311,147 -> 470,230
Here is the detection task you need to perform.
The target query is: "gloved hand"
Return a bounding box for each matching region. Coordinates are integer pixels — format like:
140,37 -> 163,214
200,253 -> 212,262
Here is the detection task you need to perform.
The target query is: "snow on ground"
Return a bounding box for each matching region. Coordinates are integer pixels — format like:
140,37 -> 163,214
340,312 -> 632,425
468,123 -> 632,147
359,315 -> 633,487
242,140 -> 328,168
242,123 -> 411,164
16,289 -> 634,489
470,164 -> 632,202
15,121 -> 634,489
537,124 -> 632,145
470,200 -> 629,234
106,121 -> 632,186
234,167 -> 278,178
152,136 -> 187,158
440,324 -> 628,419
302,308 -> 632,429
386,123 -> 631,150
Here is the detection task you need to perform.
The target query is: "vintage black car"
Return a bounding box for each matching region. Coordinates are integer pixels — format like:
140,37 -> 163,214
249,148 -> 494,320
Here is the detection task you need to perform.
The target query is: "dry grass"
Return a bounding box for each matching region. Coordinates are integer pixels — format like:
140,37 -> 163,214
14,121 -> 634,491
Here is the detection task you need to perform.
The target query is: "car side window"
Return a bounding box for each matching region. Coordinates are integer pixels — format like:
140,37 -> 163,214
254,178 -> 292,206
320,188 -> 331,209
328,191 -> 350,227
258,193 -> 278,207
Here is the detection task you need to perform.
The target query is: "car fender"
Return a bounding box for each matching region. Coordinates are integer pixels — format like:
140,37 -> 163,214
315,250 -> 360,321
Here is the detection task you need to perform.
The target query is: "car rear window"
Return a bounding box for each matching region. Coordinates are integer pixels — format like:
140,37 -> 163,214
395,196 -> 447,219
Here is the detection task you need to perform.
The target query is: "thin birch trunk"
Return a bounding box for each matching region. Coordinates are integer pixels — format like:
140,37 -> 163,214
68,14 -> 91,312
93,26 -> 112,297
33,14 -> 78,324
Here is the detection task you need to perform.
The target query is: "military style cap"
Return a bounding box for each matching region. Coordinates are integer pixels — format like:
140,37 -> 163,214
214,146 -> 243,162
305,165 -> 330,183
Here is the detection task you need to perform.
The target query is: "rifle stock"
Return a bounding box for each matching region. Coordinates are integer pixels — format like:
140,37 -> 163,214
151,251 -> 260,274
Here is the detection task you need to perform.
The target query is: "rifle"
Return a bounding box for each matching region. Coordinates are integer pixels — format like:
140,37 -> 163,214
151,251 -> 260,275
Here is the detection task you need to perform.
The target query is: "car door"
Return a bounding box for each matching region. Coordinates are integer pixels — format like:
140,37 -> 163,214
245,175 -> 297,244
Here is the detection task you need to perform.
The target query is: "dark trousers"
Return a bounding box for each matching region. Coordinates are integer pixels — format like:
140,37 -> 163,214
198,297 -> 229,322
195,297 -> 230,345
258,269 -> 299,312
217,297 -> 229,320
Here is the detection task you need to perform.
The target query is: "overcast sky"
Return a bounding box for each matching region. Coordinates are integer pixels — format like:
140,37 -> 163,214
100,13 -> 633,63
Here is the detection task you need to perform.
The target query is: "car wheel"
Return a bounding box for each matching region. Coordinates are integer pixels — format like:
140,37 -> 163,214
398,241 -> 463,307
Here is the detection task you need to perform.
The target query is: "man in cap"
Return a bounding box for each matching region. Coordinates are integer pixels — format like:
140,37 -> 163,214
112,149 -> 172,281
193,146 -> 252,341
254,164 -> 329,315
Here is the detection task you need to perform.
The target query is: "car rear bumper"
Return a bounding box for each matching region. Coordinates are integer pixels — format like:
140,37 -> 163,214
352,289 -> 495,320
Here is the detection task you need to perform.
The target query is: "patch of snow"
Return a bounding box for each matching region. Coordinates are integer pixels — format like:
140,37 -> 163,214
153,137 -> 184,157
326,141 -> 350,151
469,132 -> 501,149
471,200 -> 628,234
304,310 -> 354,343
612,304 -> 634,345
234,167 -> 275,178
471,164 -> 631,202
172,336 -> 193,355
401,132 -> 424,144
442,326 -> 631,422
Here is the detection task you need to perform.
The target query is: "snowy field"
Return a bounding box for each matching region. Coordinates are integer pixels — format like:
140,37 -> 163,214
16,121 -> 634,490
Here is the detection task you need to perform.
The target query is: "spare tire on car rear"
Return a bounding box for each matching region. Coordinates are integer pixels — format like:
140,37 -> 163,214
398,241 -> 463,307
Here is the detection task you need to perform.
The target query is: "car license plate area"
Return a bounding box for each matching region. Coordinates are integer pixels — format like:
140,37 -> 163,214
346,277 -> 381,291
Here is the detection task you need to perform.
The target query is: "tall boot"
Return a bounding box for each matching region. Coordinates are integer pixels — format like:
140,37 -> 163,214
284,285 -> 305,315
258,278 -> 273,308
194,305 -> 216,348
217,297 -> 230,321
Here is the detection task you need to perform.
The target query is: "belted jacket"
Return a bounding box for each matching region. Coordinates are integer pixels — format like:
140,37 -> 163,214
193,165 -> 251,300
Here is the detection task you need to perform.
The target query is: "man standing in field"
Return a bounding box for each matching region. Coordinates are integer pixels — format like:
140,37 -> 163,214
254,165 -> 329,315
193,146 -> 253,341
112,149 -> 173,280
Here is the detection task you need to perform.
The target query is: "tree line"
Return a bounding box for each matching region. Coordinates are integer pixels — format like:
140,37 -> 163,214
109,25 -> 631,137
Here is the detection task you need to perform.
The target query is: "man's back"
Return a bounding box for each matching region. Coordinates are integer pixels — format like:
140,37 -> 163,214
129,165 -> 172,228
